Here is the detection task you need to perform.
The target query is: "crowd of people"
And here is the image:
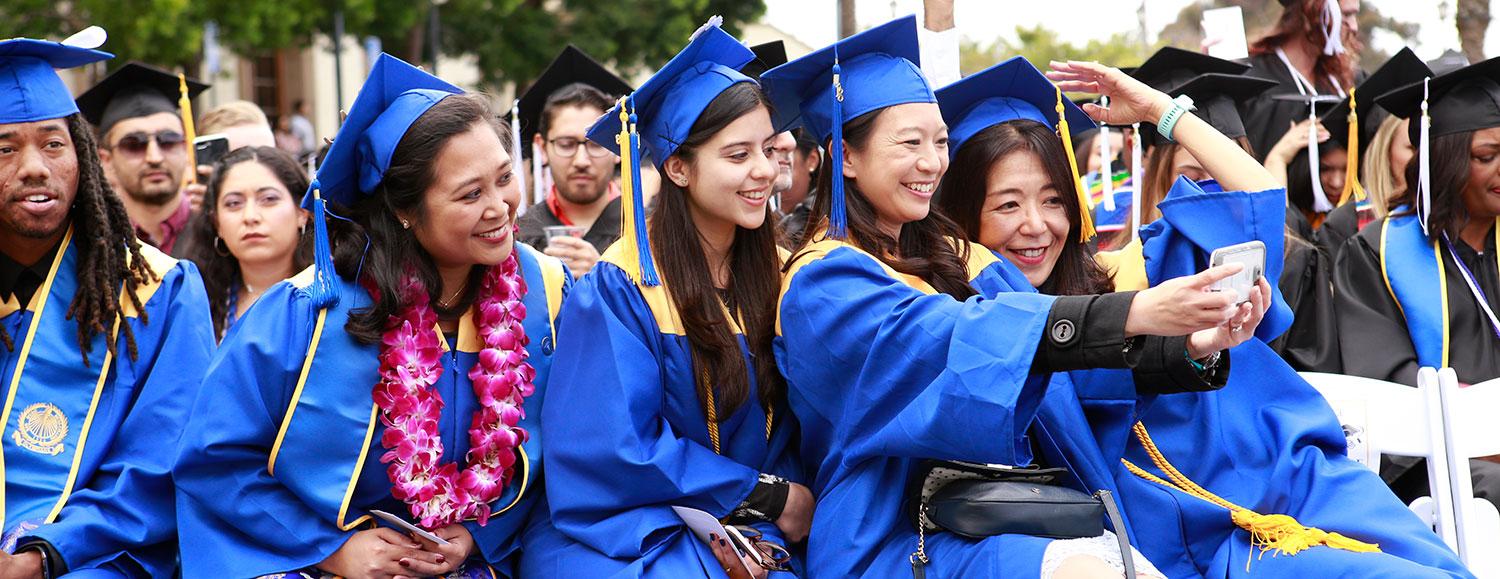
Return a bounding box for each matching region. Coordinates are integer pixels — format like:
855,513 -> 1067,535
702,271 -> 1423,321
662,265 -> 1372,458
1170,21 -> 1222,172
0,0 -> 1497,576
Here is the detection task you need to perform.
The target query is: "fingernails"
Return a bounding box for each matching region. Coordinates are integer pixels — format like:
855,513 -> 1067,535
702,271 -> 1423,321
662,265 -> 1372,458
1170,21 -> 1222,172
436,555 -> 446,564
399,559 -> 411,568
720,538 -> 729,547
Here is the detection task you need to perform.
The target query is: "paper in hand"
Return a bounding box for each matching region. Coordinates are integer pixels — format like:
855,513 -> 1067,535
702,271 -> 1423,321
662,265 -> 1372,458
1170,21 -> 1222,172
671,505 -> 756,576
370,509 -> 452,545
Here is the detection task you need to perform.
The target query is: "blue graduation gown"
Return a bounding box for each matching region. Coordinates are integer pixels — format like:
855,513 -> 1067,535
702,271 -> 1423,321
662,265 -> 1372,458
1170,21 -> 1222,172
1111,178 -> 1472,578
174,243 -> 569,578
773,237 -> 1143,578
0,227 -> 214,577
530,242 -> 803,579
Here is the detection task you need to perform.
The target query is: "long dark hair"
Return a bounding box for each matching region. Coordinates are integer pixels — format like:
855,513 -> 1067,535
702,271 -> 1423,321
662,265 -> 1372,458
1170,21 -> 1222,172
0,114 -> 154,364
328,93 -> 510,343
935,120 -> 1112,296
185,147 -> 313,337
1249,0 -> 1362,90
1389,129 -> 1475,239
795,107 -> 977,300
652,82 -> 784,421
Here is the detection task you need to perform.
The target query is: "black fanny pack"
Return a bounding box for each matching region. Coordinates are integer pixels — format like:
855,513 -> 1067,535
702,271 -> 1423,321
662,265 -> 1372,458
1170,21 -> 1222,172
904,460 -> 1133,579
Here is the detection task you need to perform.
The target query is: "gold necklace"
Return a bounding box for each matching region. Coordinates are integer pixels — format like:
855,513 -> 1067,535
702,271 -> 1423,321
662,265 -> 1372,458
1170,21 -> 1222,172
435,277 -> 470,309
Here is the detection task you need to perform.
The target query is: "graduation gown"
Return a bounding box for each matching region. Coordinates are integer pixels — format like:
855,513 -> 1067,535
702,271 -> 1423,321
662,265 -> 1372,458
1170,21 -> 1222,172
1110,179 -> 1471,578
0,227 -> 214,577
174,243 -> 569,579
774,236 -> 1146,578
1268,235 -> 1342,372
1333,213 -> 1500,385
531,242 -> 803,578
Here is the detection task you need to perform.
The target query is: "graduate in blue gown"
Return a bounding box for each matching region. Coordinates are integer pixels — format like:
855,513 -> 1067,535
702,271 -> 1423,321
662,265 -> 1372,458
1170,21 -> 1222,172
0,37 -> 215,577
530,20 -> 811,579
936,55 -> 1476,579
173,54 -> 570,579
762,18 -> 1269,579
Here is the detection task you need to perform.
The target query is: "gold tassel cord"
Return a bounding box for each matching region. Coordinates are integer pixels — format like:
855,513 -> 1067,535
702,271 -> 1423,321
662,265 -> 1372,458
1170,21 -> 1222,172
701,369 -> 774,456
179,74 -> 197,186
1340,87 -> 1366,205
1055,86 -> 1096,242
1123,422 -> 1380,564
615,98 -> 643,285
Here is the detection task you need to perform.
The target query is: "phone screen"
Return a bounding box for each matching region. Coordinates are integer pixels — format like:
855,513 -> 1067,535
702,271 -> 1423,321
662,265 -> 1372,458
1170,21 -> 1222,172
194,134 -> 231,169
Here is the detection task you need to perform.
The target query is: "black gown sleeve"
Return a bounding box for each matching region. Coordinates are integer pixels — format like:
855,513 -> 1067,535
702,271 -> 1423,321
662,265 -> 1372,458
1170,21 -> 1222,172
1270,237 -> 1342,372
1032,291 -> 1227,393
1317,202 -> 1358,263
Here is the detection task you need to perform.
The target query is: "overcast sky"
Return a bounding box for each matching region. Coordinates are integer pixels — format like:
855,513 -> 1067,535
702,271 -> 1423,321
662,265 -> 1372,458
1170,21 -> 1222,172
762,0 -> 1498,63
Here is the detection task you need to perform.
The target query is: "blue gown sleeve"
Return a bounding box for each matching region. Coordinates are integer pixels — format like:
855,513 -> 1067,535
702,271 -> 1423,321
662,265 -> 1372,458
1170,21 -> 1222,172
172,282 -> 356,577
541,264 -> 759,559
775,248 -> 1058,468
27,262 -> 214,577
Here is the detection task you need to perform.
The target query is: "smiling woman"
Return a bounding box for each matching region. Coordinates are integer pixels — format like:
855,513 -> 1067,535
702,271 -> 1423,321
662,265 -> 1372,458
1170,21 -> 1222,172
184,146 -> 311,340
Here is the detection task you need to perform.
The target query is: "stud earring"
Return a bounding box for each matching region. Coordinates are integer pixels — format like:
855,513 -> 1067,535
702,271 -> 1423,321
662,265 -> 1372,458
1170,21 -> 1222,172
401,219 -> 410,229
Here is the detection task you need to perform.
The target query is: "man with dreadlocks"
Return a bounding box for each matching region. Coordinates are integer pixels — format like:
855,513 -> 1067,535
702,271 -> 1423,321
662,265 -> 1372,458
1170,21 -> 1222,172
0,37 -> 213,578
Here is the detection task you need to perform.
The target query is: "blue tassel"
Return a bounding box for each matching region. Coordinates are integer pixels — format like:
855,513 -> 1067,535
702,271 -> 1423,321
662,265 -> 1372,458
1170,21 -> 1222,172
304,180 -> 341,309
629,105 -> 659,287
828,53 -> 847,240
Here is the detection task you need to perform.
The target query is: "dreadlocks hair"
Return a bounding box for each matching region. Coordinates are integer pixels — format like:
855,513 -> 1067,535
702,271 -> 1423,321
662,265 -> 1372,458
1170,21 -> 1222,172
48,113 -> 152,365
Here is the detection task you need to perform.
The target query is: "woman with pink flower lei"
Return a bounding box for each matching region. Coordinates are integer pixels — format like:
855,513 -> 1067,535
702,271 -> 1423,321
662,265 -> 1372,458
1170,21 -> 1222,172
173,54 -> 571,579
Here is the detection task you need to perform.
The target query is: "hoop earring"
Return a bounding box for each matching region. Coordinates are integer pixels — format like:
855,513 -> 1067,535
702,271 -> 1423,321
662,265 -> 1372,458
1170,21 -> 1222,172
213,236 -> 230,257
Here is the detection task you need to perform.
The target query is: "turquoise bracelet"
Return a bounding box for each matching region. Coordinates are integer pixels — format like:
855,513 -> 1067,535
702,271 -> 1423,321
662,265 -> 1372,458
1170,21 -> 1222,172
1157,102 -> 1188,141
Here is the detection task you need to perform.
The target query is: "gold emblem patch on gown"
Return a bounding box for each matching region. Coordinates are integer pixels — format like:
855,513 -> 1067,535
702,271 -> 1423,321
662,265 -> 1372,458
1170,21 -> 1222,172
13,403 -> 68,456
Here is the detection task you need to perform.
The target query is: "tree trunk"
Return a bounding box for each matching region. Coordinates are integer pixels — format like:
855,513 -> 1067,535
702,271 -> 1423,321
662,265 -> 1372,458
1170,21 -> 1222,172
1456,0 -> 1490,64
924,0 -> 954,31
838,0 -> 856,39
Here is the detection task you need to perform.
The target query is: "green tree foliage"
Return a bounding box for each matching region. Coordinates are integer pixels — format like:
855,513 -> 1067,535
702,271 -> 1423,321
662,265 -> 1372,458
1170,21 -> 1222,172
1156,0 -> 1420,72
5,0 -> 763,90
960,25 -> 1152,77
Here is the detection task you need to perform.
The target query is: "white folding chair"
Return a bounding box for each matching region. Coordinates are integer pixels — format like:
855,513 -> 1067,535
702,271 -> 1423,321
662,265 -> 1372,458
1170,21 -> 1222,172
1298,369 -> 1458,550
1435,369 -> 1500,577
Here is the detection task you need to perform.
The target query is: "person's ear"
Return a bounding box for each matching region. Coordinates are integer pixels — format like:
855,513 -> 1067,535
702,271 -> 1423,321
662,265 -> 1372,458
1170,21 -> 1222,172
532,133 -> 549,166
841,140 -> 857,179
663,155 -> 692,189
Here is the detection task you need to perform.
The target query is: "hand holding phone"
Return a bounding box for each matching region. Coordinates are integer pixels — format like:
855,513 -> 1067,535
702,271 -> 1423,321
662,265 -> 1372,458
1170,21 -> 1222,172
1208,240 -> 1266,306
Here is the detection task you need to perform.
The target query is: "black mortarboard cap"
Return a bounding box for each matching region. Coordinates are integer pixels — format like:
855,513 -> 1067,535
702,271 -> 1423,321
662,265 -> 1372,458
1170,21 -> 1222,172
1319,48 -> 1431,161
75,62 -> 207,134
741,41 -> 788,80
515,45 -> 632,158
1139,72 -> 1277,148
1130,47 -> 1249,94
1379,55 -> 1500,143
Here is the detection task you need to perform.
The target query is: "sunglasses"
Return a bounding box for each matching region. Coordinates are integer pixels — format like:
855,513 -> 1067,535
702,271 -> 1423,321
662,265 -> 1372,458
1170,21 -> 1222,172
726,525 -> 793,572
112,131 -> 186,155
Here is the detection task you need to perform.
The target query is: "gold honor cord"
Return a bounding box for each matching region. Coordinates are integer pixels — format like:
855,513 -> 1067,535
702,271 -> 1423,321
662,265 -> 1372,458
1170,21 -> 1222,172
1122,422 -> 1379,568
701,369 -> 773,456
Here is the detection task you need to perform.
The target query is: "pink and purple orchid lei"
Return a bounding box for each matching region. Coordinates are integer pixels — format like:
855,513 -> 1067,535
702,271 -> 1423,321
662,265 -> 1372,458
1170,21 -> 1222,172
372,252 -> 534,529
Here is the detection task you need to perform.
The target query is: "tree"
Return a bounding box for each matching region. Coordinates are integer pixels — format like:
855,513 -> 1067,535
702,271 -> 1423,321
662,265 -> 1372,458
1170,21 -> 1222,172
1455,0 -> 1490,63
1,0 -> 205,70
1156,0 -> 1420,72
960,25 -> 1150,77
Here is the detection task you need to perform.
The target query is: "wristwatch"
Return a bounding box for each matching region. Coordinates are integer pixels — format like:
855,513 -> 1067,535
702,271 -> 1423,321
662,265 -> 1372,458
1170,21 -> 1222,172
1156,94 -> 1197,141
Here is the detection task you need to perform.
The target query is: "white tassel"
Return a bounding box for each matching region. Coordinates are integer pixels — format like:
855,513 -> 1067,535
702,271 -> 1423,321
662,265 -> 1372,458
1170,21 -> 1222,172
1309,106 -> 1335,213
511,99 -> 527,216
1130,122 -> 1144,243
1322,0 -> 1346,56
690,16 -> 724,40
1100,97 -> 1116,212
1419,77 -> 1432,236
532,138 -> 546,207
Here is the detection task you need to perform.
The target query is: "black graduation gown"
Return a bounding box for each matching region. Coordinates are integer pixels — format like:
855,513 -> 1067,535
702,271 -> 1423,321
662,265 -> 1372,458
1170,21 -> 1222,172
1240,53 -> 1365,161
1270,235 -> 1342,372
1317,200 -> 1362,262
1334,220 -> 1500,385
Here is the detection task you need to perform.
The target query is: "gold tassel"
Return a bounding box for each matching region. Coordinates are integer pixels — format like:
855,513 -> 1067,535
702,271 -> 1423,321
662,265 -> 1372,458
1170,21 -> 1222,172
614,97 -> 642,284
1055,86 -> 1096,242
1340,87 -> 1366,205
179,74 -> 197,186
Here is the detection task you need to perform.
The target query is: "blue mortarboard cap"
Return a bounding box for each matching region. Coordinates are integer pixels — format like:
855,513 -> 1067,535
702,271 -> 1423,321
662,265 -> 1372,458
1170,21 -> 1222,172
301,53 -> 463,308
0,39 -> 113,124
585,21 -> 761,165
584,18 -> 780,288
760,15 -> 934,238
936,57 -> 1099,241
938,56 -> 1095,159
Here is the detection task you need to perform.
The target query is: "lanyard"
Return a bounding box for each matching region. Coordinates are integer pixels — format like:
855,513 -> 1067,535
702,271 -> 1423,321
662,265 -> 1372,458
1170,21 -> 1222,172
1274,48 -> 1345,98
1441,232 -> 1500,342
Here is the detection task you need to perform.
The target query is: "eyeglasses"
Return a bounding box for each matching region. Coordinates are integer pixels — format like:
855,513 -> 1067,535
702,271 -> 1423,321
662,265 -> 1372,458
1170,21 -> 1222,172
728,526 -> 793,572
547,137 -> 612,159
111,131 -> 186,155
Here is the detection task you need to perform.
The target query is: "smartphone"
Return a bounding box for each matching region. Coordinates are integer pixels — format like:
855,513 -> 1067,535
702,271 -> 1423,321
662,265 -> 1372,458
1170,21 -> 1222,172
1208,240 -> 1266,306
193,133 -> 231,168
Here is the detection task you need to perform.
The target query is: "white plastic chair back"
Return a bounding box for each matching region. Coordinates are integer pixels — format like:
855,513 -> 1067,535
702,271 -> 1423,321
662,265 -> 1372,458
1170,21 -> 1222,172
1298,369 -> 1458,549
1437,369 -> 1500,576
